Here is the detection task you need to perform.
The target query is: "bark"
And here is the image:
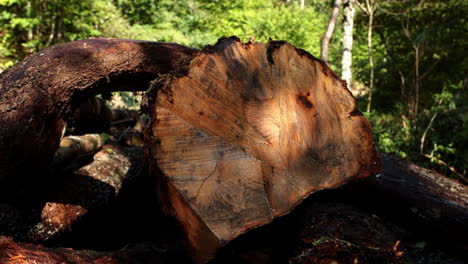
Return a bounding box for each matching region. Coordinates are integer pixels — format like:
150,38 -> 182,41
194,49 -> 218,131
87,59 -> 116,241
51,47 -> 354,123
0,38 -> 197,197
354,153 -> 468,248
341,0 -> 356,89
144,37 -> 381,263
320,0 -> 342,64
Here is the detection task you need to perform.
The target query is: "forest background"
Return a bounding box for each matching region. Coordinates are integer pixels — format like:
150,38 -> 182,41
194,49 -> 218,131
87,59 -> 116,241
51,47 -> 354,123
0,0 -> 466,181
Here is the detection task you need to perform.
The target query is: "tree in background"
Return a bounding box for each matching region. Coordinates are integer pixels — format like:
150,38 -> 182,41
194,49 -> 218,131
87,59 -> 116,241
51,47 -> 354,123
356,0 -> 467,179
0,0 -> 103,69
341,0 -> 355,89
320,0 -> 342,65
355,0 -> 377,113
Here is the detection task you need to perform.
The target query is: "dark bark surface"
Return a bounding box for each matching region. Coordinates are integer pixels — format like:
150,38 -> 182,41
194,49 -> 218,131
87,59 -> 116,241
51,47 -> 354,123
353,153 -> 468,249
0,38 -> 197,196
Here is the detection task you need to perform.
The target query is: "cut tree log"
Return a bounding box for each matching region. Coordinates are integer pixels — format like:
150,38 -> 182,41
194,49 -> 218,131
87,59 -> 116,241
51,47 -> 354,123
144,37 -> 381,263
0,38 -> 196,196
353,153 -> 468,249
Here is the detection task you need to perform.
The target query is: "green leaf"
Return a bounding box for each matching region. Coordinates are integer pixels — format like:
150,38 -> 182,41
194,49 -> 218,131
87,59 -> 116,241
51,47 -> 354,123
311,236 -> 330,246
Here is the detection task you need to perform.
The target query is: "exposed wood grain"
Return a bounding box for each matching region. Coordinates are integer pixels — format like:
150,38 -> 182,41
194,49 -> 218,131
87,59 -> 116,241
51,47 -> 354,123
144,37 -> 381,263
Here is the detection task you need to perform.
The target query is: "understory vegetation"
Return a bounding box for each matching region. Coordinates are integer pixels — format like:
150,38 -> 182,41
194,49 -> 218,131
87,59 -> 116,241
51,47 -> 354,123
1,0 -> 466,180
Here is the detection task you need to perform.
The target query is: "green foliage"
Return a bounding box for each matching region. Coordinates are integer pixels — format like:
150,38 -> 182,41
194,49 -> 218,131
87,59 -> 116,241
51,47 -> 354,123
200,0 -> 328,55
354,0 -> 467,178
0,0 -> 105,69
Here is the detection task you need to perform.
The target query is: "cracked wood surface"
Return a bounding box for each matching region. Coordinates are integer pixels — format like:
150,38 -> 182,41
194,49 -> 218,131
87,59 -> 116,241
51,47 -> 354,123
144,37 -> 381,263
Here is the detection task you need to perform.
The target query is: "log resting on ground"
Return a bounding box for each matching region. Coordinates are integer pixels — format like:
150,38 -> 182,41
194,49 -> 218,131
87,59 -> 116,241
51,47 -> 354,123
143,37 -> 381,263
354,153 -> 468,249
0,38 -> 196,194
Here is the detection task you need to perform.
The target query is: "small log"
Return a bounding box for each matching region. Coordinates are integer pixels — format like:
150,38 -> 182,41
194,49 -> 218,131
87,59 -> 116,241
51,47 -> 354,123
0,143 -> 144,242
0,236 -> 188,264
144,37 -> 381,262
51,134 -> 105,172
353,153 -> 468,248
0,38 -> 196,193
30,143 -> 144,242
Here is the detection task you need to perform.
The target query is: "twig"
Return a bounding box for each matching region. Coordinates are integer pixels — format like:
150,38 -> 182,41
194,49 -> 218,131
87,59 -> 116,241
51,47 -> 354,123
421,153 -> 467,183
420,98 -> 443,153
111,118 -> 135,126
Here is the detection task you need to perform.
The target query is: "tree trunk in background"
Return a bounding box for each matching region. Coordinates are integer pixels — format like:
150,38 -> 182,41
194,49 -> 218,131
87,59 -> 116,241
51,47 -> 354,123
27,0 -> 33,41
144,37 -> 381,263
320,0 -> 342,64
355,0 -> 377,113
341,0 -> 355,89
56,9 -> 63,41
301,0 -> 305,9
366,8 -> 375,112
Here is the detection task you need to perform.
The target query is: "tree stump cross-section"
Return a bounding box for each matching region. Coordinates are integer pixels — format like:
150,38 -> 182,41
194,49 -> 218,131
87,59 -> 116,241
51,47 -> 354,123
144,37 -> 381,263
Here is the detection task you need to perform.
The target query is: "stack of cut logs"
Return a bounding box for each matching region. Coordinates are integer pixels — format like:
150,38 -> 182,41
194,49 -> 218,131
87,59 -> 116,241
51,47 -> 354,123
0,37 -> 466,264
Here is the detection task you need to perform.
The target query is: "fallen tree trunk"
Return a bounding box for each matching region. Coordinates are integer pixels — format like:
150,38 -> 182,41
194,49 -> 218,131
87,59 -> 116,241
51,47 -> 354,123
0,38 -> 196,196
144,37 -> 381,263
353,153 -> 468,249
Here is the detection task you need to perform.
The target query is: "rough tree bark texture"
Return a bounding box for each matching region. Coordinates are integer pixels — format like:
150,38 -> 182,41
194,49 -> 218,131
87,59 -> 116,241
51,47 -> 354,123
0,38 -> 196,195
144,37 -> 381,263
357,153 -> 468,248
